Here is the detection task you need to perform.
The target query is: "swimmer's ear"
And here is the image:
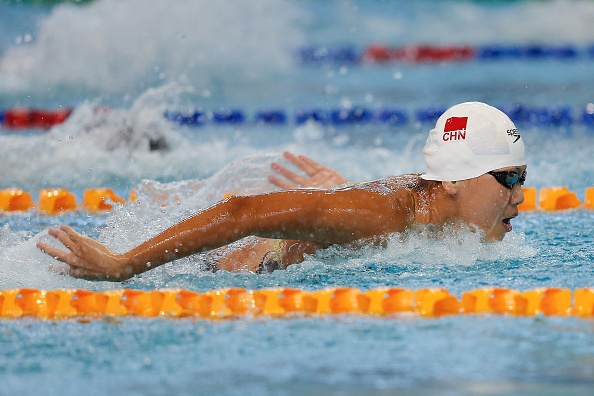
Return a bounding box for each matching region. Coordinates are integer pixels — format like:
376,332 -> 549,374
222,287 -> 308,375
442,181 -> 459,196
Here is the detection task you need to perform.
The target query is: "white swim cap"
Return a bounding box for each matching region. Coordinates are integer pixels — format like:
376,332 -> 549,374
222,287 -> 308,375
421,102 -> 526,181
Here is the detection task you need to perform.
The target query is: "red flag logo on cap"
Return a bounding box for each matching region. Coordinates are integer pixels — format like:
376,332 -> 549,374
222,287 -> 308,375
442,117 -> 467,141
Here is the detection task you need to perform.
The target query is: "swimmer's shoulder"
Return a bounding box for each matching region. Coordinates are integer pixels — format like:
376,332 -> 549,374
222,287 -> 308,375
362,174 -> 421,192
331,175 -> 420,193
330,176 -> 417,225
333,175 -> 419,208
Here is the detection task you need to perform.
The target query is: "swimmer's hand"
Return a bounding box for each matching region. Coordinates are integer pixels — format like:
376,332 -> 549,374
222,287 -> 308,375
269,151 -> 348,190
37,225 -> 131,281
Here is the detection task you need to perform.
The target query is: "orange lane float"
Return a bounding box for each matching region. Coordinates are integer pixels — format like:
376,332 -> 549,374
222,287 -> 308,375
83,188 -> 125,211
0,188 -> 127,213
462,288 -> 523,315
518,187 -> 537,211
585,187 -> 594,209
538,187 -> 582,211
518,186 -> 587,212
573,288 -> 594,317
38,188 -> 77,214
2,287 -> 593,320
0,188 -> 33,212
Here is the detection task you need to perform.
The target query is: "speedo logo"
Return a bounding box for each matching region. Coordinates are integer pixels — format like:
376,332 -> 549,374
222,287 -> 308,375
507,128 -> 521,143
442,117 -> 467,141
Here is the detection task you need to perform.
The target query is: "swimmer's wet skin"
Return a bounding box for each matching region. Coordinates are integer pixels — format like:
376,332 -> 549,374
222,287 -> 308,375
37,102 -> 527,280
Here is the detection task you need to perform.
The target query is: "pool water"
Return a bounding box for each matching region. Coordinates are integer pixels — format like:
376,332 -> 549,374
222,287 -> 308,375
1,0 -> 594,395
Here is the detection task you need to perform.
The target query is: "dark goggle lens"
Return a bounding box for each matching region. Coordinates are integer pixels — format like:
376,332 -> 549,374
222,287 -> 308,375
488,171 -> 526,189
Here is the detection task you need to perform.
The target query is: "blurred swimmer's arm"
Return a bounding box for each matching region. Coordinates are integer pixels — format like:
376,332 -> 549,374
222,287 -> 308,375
269,152 -> 348,190
37,181 -> 407,281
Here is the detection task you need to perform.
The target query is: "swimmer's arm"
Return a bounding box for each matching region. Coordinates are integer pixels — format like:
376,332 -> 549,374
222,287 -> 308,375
38,181 -> 407,280
269,152 -> 348,189
125,185 -> 403,263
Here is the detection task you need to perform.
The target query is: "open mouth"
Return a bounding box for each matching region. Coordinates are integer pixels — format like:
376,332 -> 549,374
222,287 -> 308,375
502,217 -> 514,232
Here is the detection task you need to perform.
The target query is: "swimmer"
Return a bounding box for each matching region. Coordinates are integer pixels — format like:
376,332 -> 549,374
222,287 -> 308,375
37,102 -> 527,280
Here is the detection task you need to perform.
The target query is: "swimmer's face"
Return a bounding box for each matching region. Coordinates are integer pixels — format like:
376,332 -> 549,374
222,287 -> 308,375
454,165 -> 527,241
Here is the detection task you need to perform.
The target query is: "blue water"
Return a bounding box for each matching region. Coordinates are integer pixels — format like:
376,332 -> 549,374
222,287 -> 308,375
1,0 -> 594,395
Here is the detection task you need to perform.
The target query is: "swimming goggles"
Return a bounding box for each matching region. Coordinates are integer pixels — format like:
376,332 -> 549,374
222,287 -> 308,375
487,170 -> 527,189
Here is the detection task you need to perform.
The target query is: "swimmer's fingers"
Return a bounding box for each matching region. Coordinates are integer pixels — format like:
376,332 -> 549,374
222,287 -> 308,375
39,243 -> 99,279
269,162 -> 309,189
46,226 -> 82,256
36,241 -> 78,266
40,225 -> 111,263
310,169 -> 349,189
57,225 -> 86,245
267,175 -> 294,190
282,151 -> 320,176
283,152 -> 348,188
38,226 -> 126,281
39,241 -> 120,281
270,152 -> 348,189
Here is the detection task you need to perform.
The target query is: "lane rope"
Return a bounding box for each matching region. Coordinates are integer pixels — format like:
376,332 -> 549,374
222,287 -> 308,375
0,186 -> 593,214
1,104 -> 594,130
1,287 -> 593,320
1,186 -> 593,214
298,43 -> 594,64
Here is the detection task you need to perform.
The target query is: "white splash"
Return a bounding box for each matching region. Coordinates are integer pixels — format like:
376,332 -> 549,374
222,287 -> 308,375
0,0 -> 305,97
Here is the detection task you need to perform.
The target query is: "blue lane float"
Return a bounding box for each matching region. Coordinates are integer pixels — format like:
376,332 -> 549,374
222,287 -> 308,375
164,109 -> 206,126
375,108 -> 409,126
213,109 -> 245,124
162,104 -> 594,129
331,107 -> 374,125
499,104 -> 574,128
3,104 -> 594,131
583,105 -> 594,127
297,45 -> 360,65
295,107 -> 406,126
255,109 -> 287,125
295,109 -> 331,125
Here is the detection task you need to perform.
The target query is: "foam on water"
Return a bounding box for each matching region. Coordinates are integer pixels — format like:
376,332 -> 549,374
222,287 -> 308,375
0,80 -> 431,191
0,225 -> 538,292
0,84 -> 277,190
0,154 -> 538,292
